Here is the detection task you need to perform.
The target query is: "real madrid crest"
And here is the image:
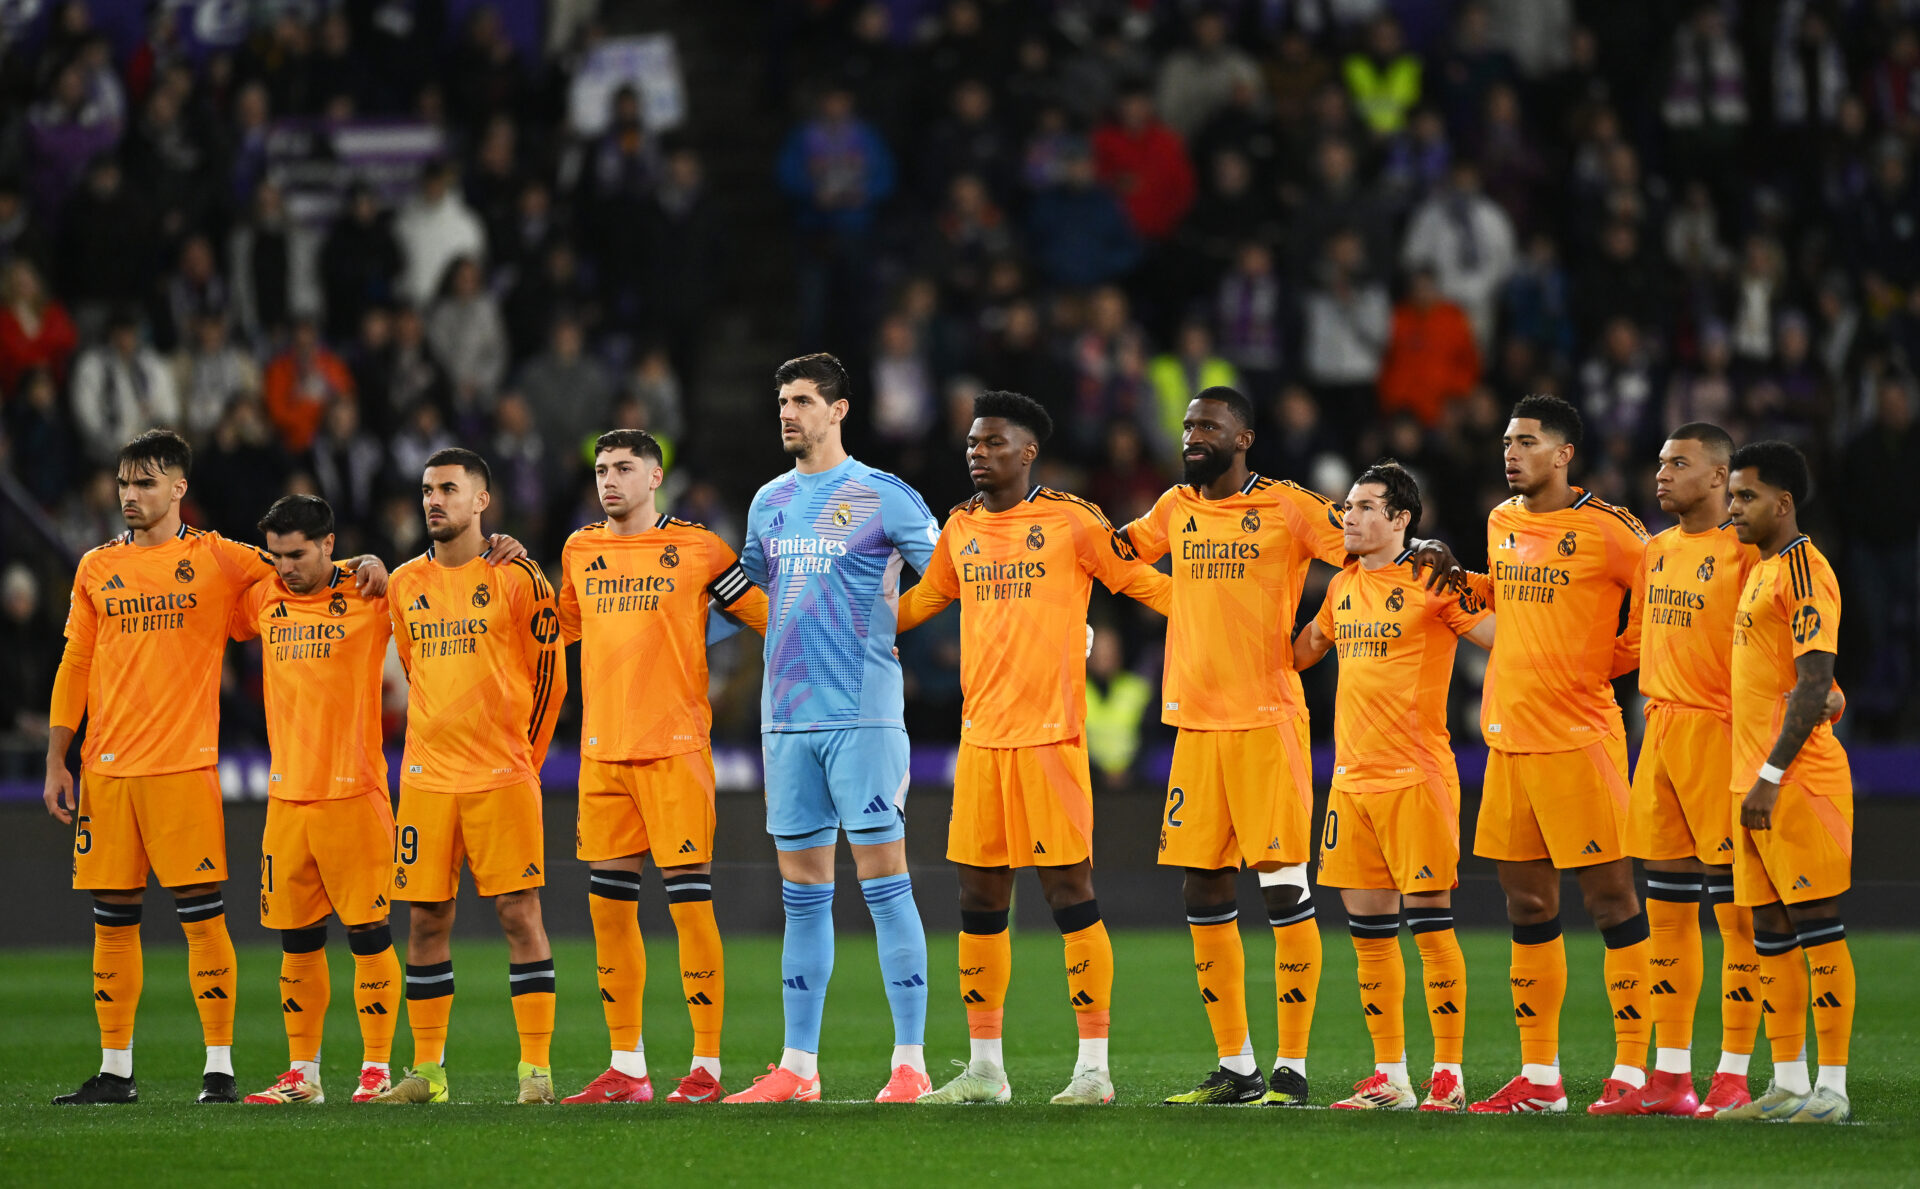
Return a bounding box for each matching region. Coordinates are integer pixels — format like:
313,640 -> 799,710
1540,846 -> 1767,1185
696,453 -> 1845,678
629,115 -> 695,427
1557,531 -> 1577,557
174,559 -> 194,583
328,592 -> 347,616
1026,524 -> 1046,551
1697,555 -> 1715,581
833,502 -> 852,528
472,582 -> 490,608
1385,587 -> 1405,612
660,544 -> 680,568
1241,508 -> 1261,533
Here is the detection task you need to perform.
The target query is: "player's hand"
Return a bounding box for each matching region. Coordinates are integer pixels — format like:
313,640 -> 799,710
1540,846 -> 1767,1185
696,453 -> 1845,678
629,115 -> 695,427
1086,624 -> 1094,658
44,763 -> 74,824
1406,538 -> 1466,592
1740,778 -> 1780,831
345,555 -> 390,597
487,534 -> 529,564
1824,687 -> 1845,723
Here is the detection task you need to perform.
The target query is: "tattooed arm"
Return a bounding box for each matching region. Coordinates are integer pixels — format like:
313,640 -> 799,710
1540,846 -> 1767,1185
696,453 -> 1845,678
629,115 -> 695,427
1740,650 -> 1837,831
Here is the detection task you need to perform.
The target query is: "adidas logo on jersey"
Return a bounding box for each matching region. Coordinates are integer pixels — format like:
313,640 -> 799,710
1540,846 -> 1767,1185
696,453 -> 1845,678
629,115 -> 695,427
270,603 -> 290,618
522,863 -> 541,878
1650,554 -> 1665,573
1364,1002 -> 1384,1016
103,574 -> 126,590
678,839 -> 698,854
960,538 -> 980,555
1726,986 -> 1755,1002
1717,837 -> 1734,852
783,975 -> 808,990
1615,1004 -> 1642,1021
1279,987 -> 1308,1004
94,990 -> 113,1002
194,857 -> 216,872
1414,866 -> 1434,879
1793,875 -> 1812,890
584,555 -> 609,572
1813,992 -> 1844,1009
863,795 -> 889,814
408,594 -> 431,611
1431,1000 -> 1460,1015
1032,841 -> 1046,855
890,973 -> 925,988
1182,516 -> 1198,533
1071,990 -> 1095,1007
962,990 -> 986,1004
1515,1002 -> 1536,1018
1500,533 -> 1517,550
1580,840 -> 1603,855
1337,595 -> 1351,610
1651,980 -> 1677,995
199,987 -> 228,1000
687,991 -> 713,1006
282,998 -> 302,1013
359,1002 -> 387,1015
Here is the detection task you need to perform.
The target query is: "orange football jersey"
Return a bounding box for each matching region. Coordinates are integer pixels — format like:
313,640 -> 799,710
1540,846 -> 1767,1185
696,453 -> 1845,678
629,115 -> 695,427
559,514 -> 768,762
1635,522 -> 1757,718
231,566 -> 391,801
1123,474 -> 1347,730
388,549 -> 567,793
1473,489 -> 1648,754
896,487 -> 1169,747
1314,554 -> 1490,792
51,524 -> 275,777
1730,534 -> 1850,792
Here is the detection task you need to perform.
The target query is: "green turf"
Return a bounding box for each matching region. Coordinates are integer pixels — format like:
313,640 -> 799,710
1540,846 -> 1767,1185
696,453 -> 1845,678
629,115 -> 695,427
1,927 -> 1914,1187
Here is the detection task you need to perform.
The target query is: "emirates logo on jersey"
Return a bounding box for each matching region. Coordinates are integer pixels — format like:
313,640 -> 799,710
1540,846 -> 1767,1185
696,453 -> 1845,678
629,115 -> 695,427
472,583 -> 490,608
833,502 -> 852,528
1385,587 -> 1405,612
1557,531 -> 1578,557
1698,556 -> 1716,582
328,592 -> 347,616
1026,525 -> 1046,551
1241,508 -> 1261,533
660,544 -> 681,569
174,559 -> 195,583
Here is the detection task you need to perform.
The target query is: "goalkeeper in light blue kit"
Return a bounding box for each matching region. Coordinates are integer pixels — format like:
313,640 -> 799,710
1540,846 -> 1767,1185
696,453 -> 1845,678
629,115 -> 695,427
722,353 -> 937,1105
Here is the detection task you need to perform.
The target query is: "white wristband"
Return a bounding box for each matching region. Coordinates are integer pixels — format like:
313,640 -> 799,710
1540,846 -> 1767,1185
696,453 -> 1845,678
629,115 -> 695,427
1757,762 -> 1787,784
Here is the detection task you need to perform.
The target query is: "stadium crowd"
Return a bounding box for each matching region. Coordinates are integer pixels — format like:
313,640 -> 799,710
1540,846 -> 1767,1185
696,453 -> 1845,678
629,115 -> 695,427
2,0 -> 1919,759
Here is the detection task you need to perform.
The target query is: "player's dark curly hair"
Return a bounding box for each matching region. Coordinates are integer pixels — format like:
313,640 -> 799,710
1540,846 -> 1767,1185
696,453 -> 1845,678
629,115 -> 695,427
118,428 -> 192,479
1354,459 -> 1422,548
774,352 -> 852,404
1194,384 -> 1256,430
424,446 -> 491,491
595,429 -> 664,465
974,389 -> 1053,443
1730,440 -> 1812,507
1512,393 -> 1583,450
257,494 -> 335,540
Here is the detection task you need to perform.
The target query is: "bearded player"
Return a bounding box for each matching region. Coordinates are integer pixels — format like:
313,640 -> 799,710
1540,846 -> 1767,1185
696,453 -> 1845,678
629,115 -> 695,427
894,390 -> 1169,1106
557,430 -> 768,1105
46,430 -> 387,1106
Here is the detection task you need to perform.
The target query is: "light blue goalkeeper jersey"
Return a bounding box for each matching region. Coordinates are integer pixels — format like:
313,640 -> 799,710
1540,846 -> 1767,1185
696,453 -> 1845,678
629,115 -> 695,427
739,456 -> 938,733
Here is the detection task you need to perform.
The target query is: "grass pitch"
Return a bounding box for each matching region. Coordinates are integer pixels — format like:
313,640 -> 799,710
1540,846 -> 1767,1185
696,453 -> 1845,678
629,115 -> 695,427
2,927 -> 1915,1187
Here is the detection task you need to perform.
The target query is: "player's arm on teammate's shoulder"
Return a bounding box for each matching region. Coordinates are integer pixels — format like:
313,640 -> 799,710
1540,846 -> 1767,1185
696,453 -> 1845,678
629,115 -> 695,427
1462,614 -> 1496,651
1606,510 -> 1649,678
1117,490 -> 1173,564
1079,503 -> 1171,617
895,518 -> 959,633
386,580 -> 414,677
227,579 -> 266,643
1437,580 -> 1495,651
513,558 -> 567,763
44,564 -> 97,823
1292,582 -> 1337,672
1741,648 -> 1837,831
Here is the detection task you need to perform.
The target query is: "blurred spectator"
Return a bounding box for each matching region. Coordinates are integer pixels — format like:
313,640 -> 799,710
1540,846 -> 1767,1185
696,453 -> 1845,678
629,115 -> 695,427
153,235 -> 227,353
0,563 -> 56,742
1344,15 -> 1422,138
1378,268 -> 1480,427
320,184 -> 404,343
192,398 -> 289,540
838,4 -> 915,145
1501,232 -> 1575,365
56,158 -> 151,330
1027,142 -> 1140,289
1402,161 -> 1516,347
309,398 -> 385,531
1086,420 -> 1168,528
777,84 -> 897,350
27,59 -> 123,214
396,159 -> 487,307
1664,322 -> 1736,431
0,260 -> 78,394
926,173 -> 1013,312
1848,144 -> 1920,289
1727,235 -> 1792,366
1433,2 -> 1518,145
5,368 -> 79,508
1484,0 -> 1572,78
263,318 -> 355,453
1148,321 -> 1238,451
644,147 -> 724,388
425,255 -> 508,417
871,313 -> 938,446
1181,148 -> 1281,292
1288,137 -> 1393,278
1867,27 -> 1920,140
505,240 -> 594,360
575,86 -> 659,321
71,312 -> 179,464
516,313 -> 614,485
1083,625 -> 1151,789
1067,286 -> 1157,463
1660,4 -> 1748,205
0,181 -> 50,276
919,78 -> 1015,202
173,313 -> 259,440
124,80 -> 211,240
489,391 -> 549,547
1213,242 -> 1284,398
1578,317 -> 1661,451
1301,230 -> 1392,428
229,180 -> 296,348
389,399 -> 457,486
1156,9 -> 1262,137
58,469 -> 125,555
625,348 -> 686,444
1093,87 -> 1196,243
1839,374 -> 1920,731
1577,221 -> 1667,345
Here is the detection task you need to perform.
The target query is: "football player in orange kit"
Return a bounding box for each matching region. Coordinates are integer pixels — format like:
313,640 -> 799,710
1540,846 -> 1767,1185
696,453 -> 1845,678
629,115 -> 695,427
893,389 -> 1169,1106
45,430 -> 388,1106
1463,395 -> 1656,1115
1294,462 -> 1493,1113
556,429 -> 768,1105
1716,442 -> 1856,1125
229,495 -> 402,1107
373,448 -> 567,1106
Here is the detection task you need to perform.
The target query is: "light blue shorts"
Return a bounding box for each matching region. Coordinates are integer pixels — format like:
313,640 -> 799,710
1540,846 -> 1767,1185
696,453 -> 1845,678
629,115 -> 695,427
762,727 -> 910,850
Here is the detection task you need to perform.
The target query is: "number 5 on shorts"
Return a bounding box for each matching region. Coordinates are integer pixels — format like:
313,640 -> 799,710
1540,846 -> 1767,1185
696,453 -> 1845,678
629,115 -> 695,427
75,815 -> 92,855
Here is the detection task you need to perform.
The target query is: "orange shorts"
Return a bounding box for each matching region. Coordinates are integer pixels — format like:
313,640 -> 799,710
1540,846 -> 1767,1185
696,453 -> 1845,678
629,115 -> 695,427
1474,735 -> 1631,868
73,767 -> 226,890
259,790 -> 396,929
948,737 -> 1093,869
1317,776 -> 1461,893
393,779 -> 545,901
1734,780 -> 1852,908
577,749 -> 716,864
1628,704 -> 1735,864
1159,720 -> 1313,870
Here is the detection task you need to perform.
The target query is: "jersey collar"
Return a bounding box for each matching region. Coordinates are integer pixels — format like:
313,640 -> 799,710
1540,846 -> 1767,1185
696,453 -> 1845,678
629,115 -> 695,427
1240,472 -> 1262,495
1780,534 -> 1811,555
